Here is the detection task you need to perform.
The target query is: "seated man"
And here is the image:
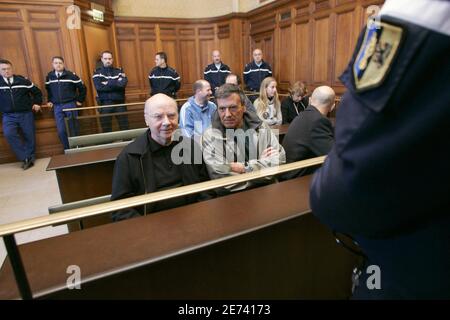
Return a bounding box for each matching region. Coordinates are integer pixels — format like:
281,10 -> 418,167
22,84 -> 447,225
111,93 -> 212,221
281,86 -> 335,179
224,73 -> 257,114
179,79 -> 217,139
202,84 -> 286,195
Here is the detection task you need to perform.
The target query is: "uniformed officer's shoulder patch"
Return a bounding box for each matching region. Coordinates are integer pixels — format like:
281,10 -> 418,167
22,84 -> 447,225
353,21 -> 403,92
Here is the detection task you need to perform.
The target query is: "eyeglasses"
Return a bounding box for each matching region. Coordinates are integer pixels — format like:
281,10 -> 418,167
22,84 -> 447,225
146,113 -> 178,121
218,105 -> 241,113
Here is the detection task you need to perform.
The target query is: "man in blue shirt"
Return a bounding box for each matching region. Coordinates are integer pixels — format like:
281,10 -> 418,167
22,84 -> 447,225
179,80 -> 216,140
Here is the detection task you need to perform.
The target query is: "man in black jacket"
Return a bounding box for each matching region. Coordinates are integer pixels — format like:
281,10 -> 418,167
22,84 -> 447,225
148,52 -> 180,98
243,48 -> 272,102
0,59 -> 42,169
92,50 -> 129,132
111,93 -> 212,221
282,86 -> 335,179
46,56 -> 86,149
203,50 -> 231,94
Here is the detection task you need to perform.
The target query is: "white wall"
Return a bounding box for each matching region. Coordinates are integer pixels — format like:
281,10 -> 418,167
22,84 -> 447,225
113,0 -> 277,18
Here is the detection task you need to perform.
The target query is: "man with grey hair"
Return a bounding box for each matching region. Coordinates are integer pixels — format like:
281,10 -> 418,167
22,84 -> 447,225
202,83 -> 286,195
281,85 -> 335,179
111,93 -> 212,221
179,79 -> 217,139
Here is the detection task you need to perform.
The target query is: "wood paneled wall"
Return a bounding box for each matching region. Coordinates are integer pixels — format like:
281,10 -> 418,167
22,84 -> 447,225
245,0 -> 385,94
0,0 -> 115,163
0,1 -> 78,163
114,15 -> 246,101
114,0 -> 384,102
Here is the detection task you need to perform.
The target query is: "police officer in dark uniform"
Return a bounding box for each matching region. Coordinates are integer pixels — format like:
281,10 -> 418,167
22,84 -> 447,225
0,59 -> 42,170
92,50 -> 129,132
243,48 -> 272,102
148,52 -> 180,98
45,56 -> 86,149
203,50 -> 231,94
310,0 -> 450,299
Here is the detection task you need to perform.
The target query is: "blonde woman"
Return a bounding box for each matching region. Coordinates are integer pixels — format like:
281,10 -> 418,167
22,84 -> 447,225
253,77 -> 282,125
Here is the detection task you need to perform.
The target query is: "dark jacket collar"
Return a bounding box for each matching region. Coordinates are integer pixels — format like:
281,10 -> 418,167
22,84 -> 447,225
1,75 -> 22,85
49,69 -> 67,78
126,129 -> 180,156
208,62 -> 226,70
307,105 -> 328,118
251,60 -> 268,68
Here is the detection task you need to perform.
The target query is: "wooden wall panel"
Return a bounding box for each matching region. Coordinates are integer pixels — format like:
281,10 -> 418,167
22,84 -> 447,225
117,39 -> 140,90
179,40 -> 199,88
295,21 -> 312,85
199,39 -> 215,77
0,28 -> 30,78
140,40 -> 157,90
115,17 -> 245,99
83,24 -> 113,77
278,25 -> 292,86
160,39 -> 178,70
312,17 -> 330,84
245,0 -> 384,94
333,9 -> 357,84
31,28 -> 65,85
218,37 -> 232,72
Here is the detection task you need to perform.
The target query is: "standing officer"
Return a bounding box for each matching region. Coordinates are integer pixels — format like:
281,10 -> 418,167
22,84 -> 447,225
92,50 -> 129,132
243,48 -> 272,102
148,52 -> 180,98
310,0 -> 450,299
45,56 -> 86,149
203,50 -> 231,94
0,59 -> 42,170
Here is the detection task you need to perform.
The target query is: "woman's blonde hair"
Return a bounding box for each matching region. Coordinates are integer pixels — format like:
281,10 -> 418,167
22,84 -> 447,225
254,77 -> 281,119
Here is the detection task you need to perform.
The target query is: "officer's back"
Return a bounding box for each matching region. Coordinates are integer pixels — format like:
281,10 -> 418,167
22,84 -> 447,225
310,0 -> 450,299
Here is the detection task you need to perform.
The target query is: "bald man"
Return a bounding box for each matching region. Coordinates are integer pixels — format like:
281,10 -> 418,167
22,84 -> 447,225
203,50 -> 231,93
281,86 -> 335,179
243,48 -> 272,101
111,94 -> 212,221
179,79 -> 217,139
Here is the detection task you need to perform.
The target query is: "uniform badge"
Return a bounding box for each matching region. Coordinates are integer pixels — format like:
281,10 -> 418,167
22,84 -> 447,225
353,21 -> 403,92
